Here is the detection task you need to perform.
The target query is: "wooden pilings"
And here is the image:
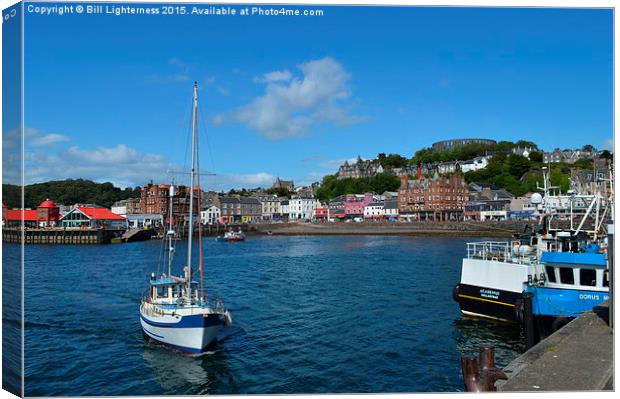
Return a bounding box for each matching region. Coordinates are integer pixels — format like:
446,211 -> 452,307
460,347 -> 508,392
2,228 -> 118,244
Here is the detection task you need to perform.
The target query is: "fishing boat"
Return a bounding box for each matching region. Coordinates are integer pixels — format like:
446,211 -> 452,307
216,228 -> 246,242
453,166 -> 612,323
522,248 -> 609,335
139,82 -> 232,354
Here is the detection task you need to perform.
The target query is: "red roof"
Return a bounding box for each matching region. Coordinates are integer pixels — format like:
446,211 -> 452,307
5,209 -> 38,221
77,207 -> 126,220
38,199 -> 58,208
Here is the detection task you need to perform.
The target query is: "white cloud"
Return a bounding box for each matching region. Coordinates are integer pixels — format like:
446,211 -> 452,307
22,144 -> 176,188
2,127 -> 70,148
207,172 -> 275,191
26,128 -> 70,147
217,57 -> 364,139
254,69 -> 292,83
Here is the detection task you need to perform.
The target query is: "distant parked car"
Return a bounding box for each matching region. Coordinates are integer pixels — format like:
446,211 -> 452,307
353,217 -> 364,223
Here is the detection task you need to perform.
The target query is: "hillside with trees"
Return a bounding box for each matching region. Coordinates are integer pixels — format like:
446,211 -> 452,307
315,173 -> 400,201
2,179 -> 141,209
411,140 -> 539,164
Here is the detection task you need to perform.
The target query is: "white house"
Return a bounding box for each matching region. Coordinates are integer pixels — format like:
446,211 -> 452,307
460,156 -> 490,173
289,196 -> 317,220
200,205 -> 221,225
364,202 -> 385,219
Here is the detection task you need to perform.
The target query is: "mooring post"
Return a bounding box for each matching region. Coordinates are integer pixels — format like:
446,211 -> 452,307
460,355 -> 481,392
523,291 -> 538,350
478,347 -> 507,391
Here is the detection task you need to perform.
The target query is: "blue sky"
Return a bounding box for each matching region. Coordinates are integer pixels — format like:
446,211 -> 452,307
15,3 -> 614,189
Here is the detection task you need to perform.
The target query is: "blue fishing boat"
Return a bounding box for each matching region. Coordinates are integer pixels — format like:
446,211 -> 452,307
519,247 -> 609,343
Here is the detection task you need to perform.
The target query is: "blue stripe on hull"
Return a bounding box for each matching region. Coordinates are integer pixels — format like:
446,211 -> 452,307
140,312 -> 224,329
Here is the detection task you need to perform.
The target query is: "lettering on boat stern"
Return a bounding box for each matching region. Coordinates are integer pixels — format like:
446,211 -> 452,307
480,289 -> 500,300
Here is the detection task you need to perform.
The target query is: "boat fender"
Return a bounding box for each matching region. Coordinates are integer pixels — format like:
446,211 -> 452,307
452,284 -> 460,303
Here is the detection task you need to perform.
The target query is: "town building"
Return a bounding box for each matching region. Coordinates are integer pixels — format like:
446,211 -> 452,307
325,198 -> 345,221
200,206 -> 221,225
59,207 -> 127,229
272,177 -> 294,191
343,193 -> 375,217
126,214 -> 163,229
431,138 -> 496,152
240,197 -> 262,223
280,200 -> 290,222
337,156 -> 384,180
383,199 -> 399,220
543,148 -> 597,164
219,197 -> 241,224
398,174 -> 469,221
2,206 -> 38,228
464,183 -> 514,220
511,146 -> 535,159
463,200 -> 510,221
111,198 -> 141,216
364,201 -> 385,219
139,183 -> 200,225
571,166 -> 612,196
259,195 -> 282,221
460,156 -> 490,173
2,200 -> 62,228
289,196 -> 317,221
509,194 -> 538,220
314,206 -> 329,220
437,161 -> 460,174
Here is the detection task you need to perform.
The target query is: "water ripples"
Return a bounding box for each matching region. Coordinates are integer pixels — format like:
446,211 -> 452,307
14,235 -> 524,395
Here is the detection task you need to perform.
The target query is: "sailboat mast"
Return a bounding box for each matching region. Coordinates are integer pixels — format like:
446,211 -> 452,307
186,81 -> 198,299
167,182 -> 175,277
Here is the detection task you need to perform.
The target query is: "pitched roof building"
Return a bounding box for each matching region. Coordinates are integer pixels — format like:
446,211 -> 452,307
337,156 -> 384,180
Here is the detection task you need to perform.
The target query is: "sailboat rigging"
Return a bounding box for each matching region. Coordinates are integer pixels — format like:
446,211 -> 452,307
139,82 -> 232,354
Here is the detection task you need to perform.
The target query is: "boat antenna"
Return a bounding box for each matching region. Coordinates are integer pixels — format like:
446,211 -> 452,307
186,81 -> 198,300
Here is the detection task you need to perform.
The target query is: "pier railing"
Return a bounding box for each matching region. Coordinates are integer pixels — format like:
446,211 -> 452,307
466,241 -> 537,264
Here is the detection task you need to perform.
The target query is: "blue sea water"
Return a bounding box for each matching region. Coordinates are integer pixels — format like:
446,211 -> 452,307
12,235 -> 524,395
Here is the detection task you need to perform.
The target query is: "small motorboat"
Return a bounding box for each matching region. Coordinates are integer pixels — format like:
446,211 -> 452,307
217,228 -> 246,242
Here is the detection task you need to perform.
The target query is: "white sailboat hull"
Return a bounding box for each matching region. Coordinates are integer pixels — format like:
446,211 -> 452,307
140,309 -> 224,354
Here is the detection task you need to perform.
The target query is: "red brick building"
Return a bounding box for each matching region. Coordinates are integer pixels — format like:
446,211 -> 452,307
140,183 -> 200,225
398,174 -> 468,221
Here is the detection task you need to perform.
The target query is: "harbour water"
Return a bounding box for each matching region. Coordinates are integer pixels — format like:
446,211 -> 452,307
14,235 -> 524,395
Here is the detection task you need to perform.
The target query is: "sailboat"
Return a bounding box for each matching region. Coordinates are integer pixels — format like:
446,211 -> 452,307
139,82 -> 232,354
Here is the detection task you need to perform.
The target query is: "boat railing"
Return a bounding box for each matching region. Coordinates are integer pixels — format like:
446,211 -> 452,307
466,241 -> 537,264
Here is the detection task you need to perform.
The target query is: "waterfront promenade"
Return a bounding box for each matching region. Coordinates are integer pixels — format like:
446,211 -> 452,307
496,302 -> 613,391
259,220 -> 532,237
